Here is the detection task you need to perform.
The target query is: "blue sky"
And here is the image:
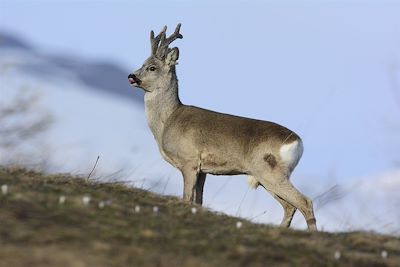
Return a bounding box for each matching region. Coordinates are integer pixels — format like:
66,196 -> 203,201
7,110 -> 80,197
1,0 -> 400,183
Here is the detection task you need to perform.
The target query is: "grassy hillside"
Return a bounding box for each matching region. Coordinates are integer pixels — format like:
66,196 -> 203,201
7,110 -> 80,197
0,168 -> 399,267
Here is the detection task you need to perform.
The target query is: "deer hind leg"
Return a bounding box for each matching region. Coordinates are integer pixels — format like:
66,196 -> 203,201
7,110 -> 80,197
269,190 -> 297,228
249,175 -> 296,228
259,174 -> 317,231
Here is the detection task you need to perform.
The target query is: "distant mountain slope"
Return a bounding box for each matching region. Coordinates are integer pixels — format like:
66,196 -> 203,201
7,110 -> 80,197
0,31 -> 143,104
0,30 -> 162,178
0,32 -> 32,50
1,168 -> 399,267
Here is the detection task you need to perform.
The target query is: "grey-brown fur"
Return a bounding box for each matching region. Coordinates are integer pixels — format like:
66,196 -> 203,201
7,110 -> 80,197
129,24 -> 317,231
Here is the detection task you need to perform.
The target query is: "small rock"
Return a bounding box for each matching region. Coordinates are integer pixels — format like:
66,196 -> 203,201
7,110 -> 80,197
98,201 -> 105,209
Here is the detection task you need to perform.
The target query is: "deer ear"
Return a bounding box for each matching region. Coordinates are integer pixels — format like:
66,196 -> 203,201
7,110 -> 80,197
166,47 -> 179,66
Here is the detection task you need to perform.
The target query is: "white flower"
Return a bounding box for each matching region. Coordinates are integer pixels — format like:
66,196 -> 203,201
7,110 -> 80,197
191,207 -> 197,214
153,206 -> 159,213
1,184 -> 8,195
59,195 -> 66,204
236,221 -> 243,229
134,205 -> 141,213
334,250 -> 341,260
381,250 -> 388,259
98,201 -> 105,209
82,196 -> 91,205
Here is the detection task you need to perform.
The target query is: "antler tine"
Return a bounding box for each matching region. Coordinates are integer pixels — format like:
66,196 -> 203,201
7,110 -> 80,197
150,30 -> 156,54
150,26 -> 168,55
164,23 -> 183,47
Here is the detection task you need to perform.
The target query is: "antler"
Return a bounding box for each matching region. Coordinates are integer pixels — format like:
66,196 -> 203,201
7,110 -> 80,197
150,24 -> 183,60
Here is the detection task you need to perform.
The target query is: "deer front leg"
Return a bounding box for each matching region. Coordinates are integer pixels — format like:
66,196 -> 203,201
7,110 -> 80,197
181,167 -> 198,203
194,172 -> 206,205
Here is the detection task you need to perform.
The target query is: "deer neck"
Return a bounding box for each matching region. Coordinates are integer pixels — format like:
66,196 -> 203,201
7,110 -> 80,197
144,73 -> 182,143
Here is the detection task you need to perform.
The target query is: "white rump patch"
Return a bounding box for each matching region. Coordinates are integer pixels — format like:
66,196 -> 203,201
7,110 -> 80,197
279,140 -> 304,170
247,175 -> 260,189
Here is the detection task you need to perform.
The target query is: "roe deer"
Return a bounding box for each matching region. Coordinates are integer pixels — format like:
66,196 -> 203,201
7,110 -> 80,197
128,24 -> 317,231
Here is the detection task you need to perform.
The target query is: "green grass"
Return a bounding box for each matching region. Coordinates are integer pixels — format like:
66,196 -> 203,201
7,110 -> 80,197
0,168 -> 399,267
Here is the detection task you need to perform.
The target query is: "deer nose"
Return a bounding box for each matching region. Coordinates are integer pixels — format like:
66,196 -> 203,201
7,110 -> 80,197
128,73 -> 141,85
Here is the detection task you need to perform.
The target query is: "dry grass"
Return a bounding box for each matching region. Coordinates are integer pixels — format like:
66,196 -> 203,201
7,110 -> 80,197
0,168 -> 399,267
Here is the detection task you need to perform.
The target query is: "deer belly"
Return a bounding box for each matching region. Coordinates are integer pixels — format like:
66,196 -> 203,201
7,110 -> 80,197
200,152 -> 246,175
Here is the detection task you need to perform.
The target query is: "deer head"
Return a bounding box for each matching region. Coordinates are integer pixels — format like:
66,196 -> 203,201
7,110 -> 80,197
128,24 -> 183,92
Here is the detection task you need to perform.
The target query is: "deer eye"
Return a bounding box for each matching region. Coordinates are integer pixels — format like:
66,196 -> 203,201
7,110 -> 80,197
148,66 -> 156,71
